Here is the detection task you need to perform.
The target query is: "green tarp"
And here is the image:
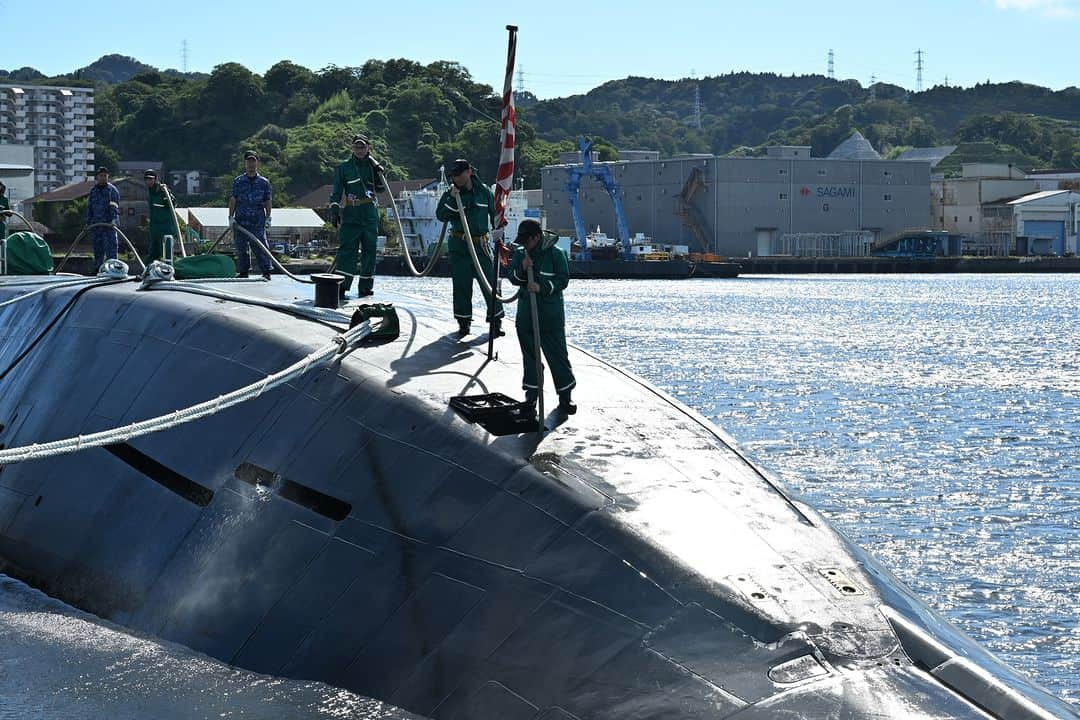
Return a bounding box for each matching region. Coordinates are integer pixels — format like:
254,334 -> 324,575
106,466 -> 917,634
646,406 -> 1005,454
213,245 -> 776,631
173,254 -> 236,280
3,232 -> 53,275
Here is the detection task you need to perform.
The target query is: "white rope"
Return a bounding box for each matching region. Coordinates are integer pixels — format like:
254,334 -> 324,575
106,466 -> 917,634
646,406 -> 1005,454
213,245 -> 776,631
0,320 -> 372,466
0,274 -> 130,309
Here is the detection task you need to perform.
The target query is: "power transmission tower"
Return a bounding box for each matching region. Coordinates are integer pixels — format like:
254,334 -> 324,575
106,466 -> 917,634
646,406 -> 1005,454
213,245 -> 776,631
693,83 -> 703,129
869,74 -> 876,101
181,39 -> 189,73
915,49 -> 924,92
516,63 -> 525,99
828,49 -> 835,80
689,69 -> 702,129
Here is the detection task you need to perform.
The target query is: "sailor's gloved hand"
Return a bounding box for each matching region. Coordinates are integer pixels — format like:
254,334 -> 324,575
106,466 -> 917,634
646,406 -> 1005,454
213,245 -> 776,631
330,206 -> 341,228
527,281 -> 540,293
265,216 -> 272,231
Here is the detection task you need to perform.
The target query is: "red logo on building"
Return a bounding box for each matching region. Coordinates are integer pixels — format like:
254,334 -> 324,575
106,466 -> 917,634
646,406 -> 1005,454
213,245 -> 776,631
799,186 -> 812,197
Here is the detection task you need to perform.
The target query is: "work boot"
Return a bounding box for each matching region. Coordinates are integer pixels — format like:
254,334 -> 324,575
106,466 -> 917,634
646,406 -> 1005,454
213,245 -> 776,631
358,288 -> 374,298
237,270 -> 249,278
490,318 -> 505,337
457,319 -> 470,337
524,389 -> 538,411
558,390 -> 577,415
262,269 -> 272,280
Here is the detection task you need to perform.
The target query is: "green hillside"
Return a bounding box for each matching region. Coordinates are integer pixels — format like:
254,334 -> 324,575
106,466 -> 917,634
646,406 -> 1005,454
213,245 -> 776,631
7,56 -> 1080,202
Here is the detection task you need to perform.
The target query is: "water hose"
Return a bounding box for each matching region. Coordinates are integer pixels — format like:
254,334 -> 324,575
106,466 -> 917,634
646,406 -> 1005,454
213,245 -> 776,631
379,170 -> 447,277
454,198 -> 520,304
56,223 -> 145,274
231,222 -> 316,284
526,264 -> 544,435
160,184 -> 186,258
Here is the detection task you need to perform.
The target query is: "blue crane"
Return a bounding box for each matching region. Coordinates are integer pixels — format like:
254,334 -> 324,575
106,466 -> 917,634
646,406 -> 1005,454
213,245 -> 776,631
564,138 -> 633,261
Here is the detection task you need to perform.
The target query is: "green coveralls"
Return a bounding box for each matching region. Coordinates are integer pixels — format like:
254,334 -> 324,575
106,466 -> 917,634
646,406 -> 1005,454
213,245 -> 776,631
330,156 -> 384,293
435,181 -> 504,322
0,191 -> 9,239
146,183 -> 180,263
507,242 -> 576,395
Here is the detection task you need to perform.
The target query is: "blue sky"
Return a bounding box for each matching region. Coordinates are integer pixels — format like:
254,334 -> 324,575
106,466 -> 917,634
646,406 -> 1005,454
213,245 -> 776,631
3,0 -> 1079,97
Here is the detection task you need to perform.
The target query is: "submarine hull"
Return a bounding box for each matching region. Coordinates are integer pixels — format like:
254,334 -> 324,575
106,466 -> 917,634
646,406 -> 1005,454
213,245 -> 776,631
0,276 -> 1074,719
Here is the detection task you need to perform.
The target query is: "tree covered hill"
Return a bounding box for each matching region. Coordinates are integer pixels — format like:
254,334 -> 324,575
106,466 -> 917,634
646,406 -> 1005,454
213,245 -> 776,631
6,55 -> 1080,202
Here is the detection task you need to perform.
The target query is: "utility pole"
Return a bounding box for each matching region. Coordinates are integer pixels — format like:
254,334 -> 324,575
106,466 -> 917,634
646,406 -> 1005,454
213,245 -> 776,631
828,49 -> 835,80
915,49 -> 924,92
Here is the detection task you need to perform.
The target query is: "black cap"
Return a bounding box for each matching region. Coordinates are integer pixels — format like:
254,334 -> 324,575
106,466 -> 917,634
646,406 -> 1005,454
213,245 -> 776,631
351,133 -> 369,146
95,166 -> 109,175
448,159 -> 471,176
515,219 -> 542,243
243,150 -> 258,160
143,169 -> 157,179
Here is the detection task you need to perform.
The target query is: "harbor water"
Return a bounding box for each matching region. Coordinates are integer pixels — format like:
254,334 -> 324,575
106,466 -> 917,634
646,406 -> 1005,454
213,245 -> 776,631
0,273 -> 1076,714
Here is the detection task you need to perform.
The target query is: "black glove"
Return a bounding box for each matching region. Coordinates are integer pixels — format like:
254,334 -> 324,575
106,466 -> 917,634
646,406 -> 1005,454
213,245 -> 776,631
330,205 -> 341,228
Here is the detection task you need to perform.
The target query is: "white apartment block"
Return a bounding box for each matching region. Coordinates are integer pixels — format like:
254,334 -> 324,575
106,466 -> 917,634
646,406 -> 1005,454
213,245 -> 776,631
0,84 -> 95,195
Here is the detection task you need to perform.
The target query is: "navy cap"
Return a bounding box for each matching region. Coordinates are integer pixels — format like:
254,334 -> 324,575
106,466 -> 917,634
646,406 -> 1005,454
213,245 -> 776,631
243,150 -> 258,160
351,133 -> 370,146
143,169 -> 157,178
95,166 -> 109,175
448,159 -> 471,176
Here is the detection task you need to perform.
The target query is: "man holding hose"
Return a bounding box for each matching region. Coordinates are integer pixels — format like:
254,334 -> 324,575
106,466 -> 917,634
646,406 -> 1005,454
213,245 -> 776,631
435,158 -> 504,338
507,219 -> 576,415
329,134 -> 385,299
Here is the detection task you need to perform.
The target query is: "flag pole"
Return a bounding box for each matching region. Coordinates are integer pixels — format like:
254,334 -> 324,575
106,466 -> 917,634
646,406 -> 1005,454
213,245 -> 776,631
489,24 -> 518,361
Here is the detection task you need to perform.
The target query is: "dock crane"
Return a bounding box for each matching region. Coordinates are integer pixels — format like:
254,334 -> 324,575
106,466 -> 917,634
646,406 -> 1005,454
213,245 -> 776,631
564,138 -> 633,261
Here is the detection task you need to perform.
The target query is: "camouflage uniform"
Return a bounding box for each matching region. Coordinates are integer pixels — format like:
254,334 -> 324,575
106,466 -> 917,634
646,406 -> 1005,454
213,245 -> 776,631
86,182 -> 120,268
231,173 -> 273,275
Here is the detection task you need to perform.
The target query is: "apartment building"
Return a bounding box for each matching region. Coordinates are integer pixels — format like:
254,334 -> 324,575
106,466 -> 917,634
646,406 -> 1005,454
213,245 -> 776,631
0,84 -> 95,195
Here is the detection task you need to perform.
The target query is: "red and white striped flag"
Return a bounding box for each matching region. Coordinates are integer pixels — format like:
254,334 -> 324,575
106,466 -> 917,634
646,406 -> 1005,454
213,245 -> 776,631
493,25 -> 518,239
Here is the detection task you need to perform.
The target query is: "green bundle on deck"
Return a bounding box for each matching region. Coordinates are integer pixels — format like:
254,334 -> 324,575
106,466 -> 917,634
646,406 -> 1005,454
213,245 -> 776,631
350,303 -> 400,339
3,232 -> 53,275
173,254 -> 236,280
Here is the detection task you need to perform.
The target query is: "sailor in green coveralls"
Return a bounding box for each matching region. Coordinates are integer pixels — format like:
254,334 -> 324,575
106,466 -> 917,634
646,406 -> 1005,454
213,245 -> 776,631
507,219 -> 576,415
0,181 -> 9,239
435,159 -> 504,337
329,134 -> 385,298
143,170 -> 180,263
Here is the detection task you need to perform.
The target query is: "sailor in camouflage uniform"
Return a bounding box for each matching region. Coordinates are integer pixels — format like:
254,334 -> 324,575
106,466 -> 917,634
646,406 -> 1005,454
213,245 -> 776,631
228,150 -> 273,279
329,134 -> 385,298
86,167 -> 121,269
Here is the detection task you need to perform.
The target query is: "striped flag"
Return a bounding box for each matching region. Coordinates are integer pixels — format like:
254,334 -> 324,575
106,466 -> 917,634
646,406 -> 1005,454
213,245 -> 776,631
493,25 -> 518,241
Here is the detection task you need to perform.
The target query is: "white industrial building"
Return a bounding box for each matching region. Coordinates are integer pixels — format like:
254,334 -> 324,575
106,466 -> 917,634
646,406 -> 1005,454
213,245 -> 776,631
0,144 -> 35,212
0,84 -> 95,195
982,190 -> 1080,256
933,164 -> 1038,254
